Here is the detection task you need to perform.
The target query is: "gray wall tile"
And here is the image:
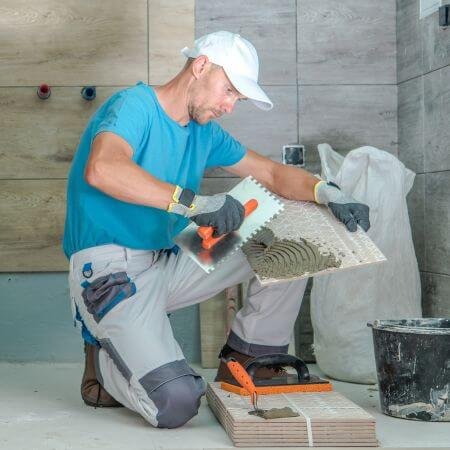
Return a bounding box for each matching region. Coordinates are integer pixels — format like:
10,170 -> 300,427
422,10 -> 450,74
205,85 -> 298,177
422,272 -> 450,317
398,76 -> 424,173
407,173 -> 425,270
200,177 -> 240,195
196,0 -> 297,85
298,0 -> 396,85
396,0 -> 422,83
397,3 -> 450,323
425,171 -> 450,275
423,66 -> 450,172
298,85 -> 398,174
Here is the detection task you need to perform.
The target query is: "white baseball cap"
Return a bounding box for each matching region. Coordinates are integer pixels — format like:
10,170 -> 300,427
181,31 -> 273,111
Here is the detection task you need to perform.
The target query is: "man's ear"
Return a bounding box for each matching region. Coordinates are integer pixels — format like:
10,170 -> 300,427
191,55 -> 210,80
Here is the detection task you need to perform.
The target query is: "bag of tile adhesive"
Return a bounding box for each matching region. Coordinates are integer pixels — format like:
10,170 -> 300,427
310,143 -> 422,383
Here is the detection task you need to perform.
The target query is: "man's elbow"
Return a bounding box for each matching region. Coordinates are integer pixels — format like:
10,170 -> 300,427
84,160 -> 105,188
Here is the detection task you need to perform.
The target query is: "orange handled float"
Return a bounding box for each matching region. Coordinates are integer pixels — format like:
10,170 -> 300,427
198,199 -> 258,250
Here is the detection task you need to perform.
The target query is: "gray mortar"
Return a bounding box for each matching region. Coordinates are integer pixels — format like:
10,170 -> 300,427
249,406 -> 299,419
242,227 -> 341,279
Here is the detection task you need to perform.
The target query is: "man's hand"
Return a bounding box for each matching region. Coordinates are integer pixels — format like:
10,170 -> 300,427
170,190 -> 245,237
315,181 -> 370,232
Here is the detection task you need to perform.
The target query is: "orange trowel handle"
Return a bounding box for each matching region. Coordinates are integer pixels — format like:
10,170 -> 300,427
198,199 -> 258,250
225,358 -> 258,403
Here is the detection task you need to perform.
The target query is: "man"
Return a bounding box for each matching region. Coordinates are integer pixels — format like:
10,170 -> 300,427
64,31 -> 370,428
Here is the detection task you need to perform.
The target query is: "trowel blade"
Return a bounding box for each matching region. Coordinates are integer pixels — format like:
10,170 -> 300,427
174,176 -> 284,273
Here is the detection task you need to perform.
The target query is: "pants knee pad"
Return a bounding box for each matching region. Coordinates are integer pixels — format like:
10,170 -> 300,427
151,375 -> 206,428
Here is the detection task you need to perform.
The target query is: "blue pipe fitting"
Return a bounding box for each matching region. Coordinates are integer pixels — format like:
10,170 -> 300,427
81,86 -> 96,101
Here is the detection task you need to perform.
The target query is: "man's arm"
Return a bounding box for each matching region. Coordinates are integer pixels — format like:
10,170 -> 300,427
85,132 -> 175,209
225,149 -> 370,232
85,131 -> 246,235
224,149 -> 319,201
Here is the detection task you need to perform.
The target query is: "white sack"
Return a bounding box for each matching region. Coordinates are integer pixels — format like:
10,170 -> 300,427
310,144 -> 422,384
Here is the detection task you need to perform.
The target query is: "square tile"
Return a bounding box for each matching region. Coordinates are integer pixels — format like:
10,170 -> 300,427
298,85 -> 398,175
422,9 -> 450,74
425,171 -> 450,274
422,272 -> 450,317
205,86 -> 298,177
0,180 -> 66,271
298,0 -> 396,84
148,0 -> 195,85
396,0 -> 423,83
200,177 -> 241,195
0,87 -> 122,179
0,0 -> 147,86
423,66 -> 450,172
406,173 -> 425,270
398,76 -> 424,174
196,0 -> 297,85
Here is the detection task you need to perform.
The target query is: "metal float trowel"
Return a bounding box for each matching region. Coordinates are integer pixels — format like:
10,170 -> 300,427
174,176 -> 284,273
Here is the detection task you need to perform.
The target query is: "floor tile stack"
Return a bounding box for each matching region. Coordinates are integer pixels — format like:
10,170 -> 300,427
207,382 -> 378,447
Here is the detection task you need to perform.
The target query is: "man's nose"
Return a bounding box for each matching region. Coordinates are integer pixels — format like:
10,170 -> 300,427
223,98 -> 237,114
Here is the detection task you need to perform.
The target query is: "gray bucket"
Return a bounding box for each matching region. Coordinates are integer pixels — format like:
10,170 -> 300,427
368,318 -> 450,421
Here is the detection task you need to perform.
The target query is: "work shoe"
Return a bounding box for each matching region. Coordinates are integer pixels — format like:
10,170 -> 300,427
214,344 -> 287,383
81,342 -> 123,408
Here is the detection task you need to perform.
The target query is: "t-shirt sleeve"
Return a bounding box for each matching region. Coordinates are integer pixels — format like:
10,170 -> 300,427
205,122 -> 247,168
92,91 -> 149,160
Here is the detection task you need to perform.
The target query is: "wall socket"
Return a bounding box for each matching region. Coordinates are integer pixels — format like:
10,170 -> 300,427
282,144 -> 305,167
439,4 -> 450,26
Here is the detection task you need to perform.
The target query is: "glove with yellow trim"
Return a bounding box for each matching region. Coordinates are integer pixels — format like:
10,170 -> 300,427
168,186 -> 245,237
314,181 -> 370,232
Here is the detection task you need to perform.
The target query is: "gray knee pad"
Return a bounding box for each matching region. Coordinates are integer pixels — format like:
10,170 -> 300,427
151,374 -> 206,428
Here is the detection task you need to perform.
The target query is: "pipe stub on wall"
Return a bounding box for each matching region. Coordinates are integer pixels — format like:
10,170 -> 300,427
81,86 -> 96,101
37,84 -> 51,100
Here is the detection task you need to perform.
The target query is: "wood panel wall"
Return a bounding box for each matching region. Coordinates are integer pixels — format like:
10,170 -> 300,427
0,0 -> 194,271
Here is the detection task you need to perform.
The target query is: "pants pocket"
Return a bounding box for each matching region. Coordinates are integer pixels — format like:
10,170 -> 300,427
81,271 -> 136,323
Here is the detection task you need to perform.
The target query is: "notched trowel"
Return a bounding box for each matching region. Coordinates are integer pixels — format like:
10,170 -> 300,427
175,176 -> 284,273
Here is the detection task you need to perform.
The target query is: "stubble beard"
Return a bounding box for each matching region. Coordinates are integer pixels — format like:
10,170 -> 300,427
188,102 -> 212,125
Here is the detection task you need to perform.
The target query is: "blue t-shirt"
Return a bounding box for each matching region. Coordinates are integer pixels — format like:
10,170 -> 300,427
63,81 -> 246,258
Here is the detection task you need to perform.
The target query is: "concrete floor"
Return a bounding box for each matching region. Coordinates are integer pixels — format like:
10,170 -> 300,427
0,362 -> 449,450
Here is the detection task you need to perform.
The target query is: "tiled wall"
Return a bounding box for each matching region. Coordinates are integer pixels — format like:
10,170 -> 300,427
397,0 -> 450,316
0,0 -> 198,362
0,1 -> 406,363
197,0 -> 397,360
0,0 -> 194,271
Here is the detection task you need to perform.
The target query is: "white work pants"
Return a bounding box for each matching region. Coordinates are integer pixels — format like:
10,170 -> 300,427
68,244 -> 307,427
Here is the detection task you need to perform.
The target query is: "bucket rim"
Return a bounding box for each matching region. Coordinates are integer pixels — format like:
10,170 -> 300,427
367,318 -> 450,334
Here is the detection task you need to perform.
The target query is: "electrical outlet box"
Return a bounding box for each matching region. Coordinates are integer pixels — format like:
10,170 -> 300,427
420,0 -> 442,19
282,144 -> 305,168
439,4 -> 450,26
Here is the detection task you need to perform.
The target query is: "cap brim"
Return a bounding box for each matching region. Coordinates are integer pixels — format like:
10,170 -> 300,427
224,70 -> 273,111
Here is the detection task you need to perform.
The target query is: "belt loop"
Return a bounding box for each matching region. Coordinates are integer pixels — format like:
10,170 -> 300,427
124,247 -> 131,262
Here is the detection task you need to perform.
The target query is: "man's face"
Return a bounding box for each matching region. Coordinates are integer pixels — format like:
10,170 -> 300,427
188,64 -> 247,124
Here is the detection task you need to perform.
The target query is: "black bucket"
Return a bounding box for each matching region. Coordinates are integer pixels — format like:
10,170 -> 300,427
368,318 -> 450,421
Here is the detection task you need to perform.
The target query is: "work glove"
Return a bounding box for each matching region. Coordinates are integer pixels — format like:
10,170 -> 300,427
168,186 -> 245,237
314,180 -> 370,232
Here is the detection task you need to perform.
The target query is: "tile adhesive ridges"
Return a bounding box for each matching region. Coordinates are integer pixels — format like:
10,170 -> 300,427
242,227 -> 340,279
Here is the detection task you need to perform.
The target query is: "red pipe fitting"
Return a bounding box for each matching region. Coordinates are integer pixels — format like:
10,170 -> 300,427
37,84 -> 51,100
